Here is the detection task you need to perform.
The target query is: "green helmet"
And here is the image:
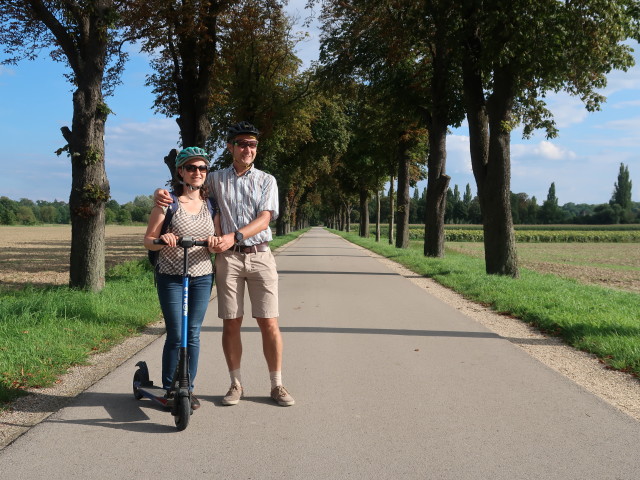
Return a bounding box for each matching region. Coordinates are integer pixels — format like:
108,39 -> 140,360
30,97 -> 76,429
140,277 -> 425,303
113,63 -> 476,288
175,146 -> 210,167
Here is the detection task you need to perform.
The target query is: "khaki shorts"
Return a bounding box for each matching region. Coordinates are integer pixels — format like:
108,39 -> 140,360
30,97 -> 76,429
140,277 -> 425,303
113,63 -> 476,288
214,249 -> 279,319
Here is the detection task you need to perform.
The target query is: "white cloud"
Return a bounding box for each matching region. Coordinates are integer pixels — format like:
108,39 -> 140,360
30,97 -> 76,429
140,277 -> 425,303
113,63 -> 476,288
0,65 -> 15,76
512,140 -> 576,161
598,116 -> 640,132
612,99 -> 640,109
543,92 -> 589,128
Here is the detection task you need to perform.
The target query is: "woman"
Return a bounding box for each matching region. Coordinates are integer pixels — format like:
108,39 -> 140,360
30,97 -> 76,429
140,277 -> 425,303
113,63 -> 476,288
144,146 -> 218,410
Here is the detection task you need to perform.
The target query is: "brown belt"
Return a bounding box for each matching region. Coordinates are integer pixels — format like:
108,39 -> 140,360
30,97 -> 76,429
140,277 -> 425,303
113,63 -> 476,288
231,242 -> 270,254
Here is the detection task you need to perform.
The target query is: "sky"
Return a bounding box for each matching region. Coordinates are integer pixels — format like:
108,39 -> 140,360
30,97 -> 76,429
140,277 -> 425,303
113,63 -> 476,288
1,1 -> 639,206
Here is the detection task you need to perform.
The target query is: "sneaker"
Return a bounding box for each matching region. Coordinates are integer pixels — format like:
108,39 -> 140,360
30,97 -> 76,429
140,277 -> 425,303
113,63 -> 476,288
222,384 -> 243,406
271,385 -> 295,406
191,393 -> 201,410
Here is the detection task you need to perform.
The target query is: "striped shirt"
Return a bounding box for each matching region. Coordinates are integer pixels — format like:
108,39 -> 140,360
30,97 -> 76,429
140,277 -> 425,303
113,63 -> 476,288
207,165 -> 279,246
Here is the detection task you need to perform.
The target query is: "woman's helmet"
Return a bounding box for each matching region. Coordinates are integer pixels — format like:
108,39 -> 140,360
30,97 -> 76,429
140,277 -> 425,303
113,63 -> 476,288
226,121 -> 260,142
175,146 -> 210,167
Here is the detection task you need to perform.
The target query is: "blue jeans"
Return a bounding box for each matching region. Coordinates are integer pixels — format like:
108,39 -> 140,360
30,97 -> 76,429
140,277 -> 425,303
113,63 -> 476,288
156,273 -> 213,391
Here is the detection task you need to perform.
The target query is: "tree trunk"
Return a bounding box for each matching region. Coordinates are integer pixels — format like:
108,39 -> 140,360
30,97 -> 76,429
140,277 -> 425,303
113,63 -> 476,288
424,119 -> 450,257
66,81 -> 109,291
359,188 -> 370,237
483,66 -> 518,276
462,9 -> 518,277
173,6 -> 219,147
423,19 -> 451,258
376,190 -> 381,242
276,188 -> 291,236
388,175 -> 395,244
395,133 -> 411,249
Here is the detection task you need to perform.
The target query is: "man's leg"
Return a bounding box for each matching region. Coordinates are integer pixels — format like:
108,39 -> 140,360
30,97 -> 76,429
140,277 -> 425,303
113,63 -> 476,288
222,317 -> 244,371
257,317 -> 294,406
221,317 -> 244,405
256,317 -> 282,372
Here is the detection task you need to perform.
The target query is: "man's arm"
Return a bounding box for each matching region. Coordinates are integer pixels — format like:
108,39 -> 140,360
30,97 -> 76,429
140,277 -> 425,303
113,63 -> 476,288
213,210 -> 272,252
154,188 -> 174,208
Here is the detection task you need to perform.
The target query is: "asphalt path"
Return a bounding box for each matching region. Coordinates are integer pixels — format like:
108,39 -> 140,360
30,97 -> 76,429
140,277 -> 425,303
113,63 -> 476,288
1,227 -> 639,479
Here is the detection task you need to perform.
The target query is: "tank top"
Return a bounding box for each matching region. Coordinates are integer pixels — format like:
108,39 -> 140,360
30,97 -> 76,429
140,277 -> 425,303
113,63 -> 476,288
157,201 -> 215,277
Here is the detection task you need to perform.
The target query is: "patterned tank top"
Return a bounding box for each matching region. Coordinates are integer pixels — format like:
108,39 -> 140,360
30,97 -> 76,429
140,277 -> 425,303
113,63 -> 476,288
157,201 -> 215,277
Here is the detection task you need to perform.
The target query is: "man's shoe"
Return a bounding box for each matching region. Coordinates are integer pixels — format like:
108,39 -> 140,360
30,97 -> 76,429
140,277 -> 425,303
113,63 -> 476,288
222,384 -> 243,406
191,393 -> 201,410
271,385 -> 295,406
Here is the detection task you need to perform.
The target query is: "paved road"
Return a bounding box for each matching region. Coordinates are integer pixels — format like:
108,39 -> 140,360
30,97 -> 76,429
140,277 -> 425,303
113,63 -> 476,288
2,228 -> 639,479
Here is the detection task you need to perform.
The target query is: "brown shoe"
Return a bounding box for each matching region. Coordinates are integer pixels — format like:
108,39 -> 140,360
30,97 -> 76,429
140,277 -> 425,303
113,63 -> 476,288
222,384 -> 243,406
191,393 -> 201,410
270,385 -> 295,406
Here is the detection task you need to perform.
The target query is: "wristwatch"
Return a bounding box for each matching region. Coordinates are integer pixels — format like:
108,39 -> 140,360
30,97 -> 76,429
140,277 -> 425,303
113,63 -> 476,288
234,231 -> 244,243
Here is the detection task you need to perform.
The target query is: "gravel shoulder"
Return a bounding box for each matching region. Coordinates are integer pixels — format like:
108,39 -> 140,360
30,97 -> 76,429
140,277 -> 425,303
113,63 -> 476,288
2,234 -> 639,449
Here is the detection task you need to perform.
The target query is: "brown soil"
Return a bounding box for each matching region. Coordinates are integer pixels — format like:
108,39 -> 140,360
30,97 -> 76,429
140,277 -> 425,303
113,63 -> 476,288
0,225 -> 147,289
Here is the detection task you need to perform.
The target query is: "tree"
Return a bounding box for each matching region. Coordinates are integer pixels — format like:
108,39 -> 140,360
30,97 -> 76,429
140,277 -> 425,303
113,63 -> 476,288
540,182 -> 564,224
1,0 -> 127,291
611,162 -> 633,221
123,0 -> 236,155
459,0 -> 637,276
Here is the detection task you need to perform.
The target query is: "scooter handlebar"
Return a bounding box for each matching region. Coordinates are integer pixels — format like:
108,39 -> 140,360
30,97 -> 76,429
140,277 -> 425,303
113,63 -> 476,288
153,236 -> 209,248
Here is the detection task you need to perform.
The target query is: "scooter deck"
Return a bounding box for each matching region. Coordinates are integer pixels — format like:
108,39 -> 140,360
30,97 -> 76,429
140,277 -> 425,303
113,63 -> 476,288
134,384 -> 173,408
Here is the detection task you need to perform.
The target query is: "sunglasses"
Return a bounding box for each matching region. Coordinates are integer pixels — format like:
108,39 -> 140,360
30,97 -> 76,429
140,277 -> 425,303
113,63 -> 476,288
182,164 -> 208,173
232,140 -> 258,149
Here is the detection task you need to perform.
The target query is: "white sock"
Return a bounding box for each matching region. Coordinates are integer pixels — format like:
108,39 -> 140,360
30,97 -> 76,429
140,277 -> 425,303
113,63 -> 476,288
230,369 -> 242,387
270,371 -> 282,389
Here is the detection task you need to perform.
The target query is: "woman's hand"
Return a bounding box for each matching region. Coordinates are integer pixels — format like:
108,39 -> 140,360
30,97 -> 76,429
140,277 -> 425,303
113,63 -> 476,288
159,232 -> 178,247
207,235 -> 220,252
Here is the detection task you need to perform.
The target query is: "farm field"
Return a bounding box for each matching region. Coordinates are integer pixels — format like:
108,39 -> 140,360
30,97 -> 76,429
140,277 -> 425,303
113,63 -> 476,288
0,225 -> 147,289
446,242 -> 640,294
0,225 -> 638,294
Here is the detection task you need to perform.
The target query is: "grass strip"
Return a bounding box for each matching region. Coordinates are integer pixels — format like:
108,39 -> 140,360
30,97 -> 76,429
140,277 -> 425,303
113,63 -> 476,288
0,228 -> 309,406
332,230 -> 640,378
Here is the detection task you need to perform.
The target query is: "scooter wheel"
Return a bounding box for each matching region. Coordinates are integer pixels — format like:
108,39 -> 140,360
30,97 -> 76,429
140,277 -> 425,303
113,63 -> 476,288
133,370 -> 144,400
174,395 -> 191,431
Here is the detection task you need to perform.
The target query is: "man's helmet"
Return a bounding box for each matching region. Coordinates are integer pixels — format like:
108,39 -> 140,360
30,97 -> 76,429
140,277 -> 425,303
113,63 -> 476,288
175,146 -> 210,167
227,121 -> 260,142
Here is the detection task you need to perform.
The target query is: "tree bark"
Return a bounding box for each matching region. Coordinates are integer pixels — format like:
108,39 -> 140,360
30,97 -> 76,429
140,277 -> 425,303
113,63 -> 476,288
462,5 -> 518,277
375,190 -> 381,242
66,81 -> 109,291
359,188 -> 370,237
395,133 -> 411,249
423,18 -> 452,258
482,66 -> 518,276
388,175 -> 395,244
424,118 -> 450,257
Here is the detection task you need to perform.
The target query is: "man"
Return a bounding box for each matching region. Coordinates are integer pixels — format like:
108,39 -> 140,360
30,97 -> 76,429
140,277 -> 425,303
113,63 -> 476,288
155,121 -> 294,407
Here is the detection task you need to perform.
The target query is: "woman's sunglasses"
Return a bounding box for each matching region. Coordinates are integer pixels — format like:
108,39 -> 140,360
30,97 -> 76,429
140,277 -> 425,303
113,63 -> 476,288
183,165 -> 209,173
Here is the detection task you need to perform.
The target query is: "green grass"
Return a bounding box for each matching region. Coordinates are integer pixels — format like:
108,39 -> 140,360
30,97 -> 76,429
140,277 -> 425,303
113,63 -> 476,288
0,228 -> 309,406
332,230 -> 640,378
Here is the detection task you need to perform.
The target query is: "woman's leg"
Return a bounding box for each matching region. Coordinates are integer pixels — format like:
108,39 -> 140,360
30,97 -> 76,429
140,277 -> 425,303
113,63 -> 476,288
156,274 -> 183,390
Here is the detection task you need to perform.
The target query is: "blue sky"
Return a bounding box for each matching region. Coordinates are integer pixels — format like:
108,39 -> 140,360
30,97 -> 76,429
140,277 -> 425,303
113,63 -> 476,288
1,0 -> 639,206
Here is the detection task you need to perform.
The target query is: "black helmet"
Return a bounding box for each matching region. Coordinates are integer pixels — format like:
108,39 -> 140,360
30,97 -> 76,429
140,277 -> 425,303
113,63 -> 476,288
227,121 -> 260,142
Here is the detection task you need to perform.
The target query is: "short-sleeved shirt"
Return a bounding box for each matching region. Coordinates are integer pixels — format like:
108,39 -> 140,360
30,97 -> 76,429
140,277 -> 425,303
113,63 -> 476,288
207,165 -> 279,246
157,202 -> 214,277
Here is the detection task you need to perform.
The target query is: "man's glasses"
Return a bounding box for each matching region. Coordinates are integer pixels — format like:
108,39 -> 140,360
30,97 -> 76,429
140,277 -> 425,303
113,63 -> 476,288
183,165 -> 209,173
233,140 -> 258,149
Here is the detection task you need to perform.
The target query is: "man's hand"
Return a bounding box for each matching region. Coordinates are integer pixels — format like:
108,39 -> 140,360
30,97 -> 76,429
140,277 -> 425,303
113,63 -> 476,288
212,232 -> 234,253
154,188 -> 173,208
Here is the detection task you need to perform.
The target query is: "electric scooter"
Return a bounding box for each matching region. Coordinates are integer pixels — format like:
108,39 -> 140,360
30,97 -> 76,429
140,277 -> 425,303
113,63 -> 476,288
132,235 -> 208,431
